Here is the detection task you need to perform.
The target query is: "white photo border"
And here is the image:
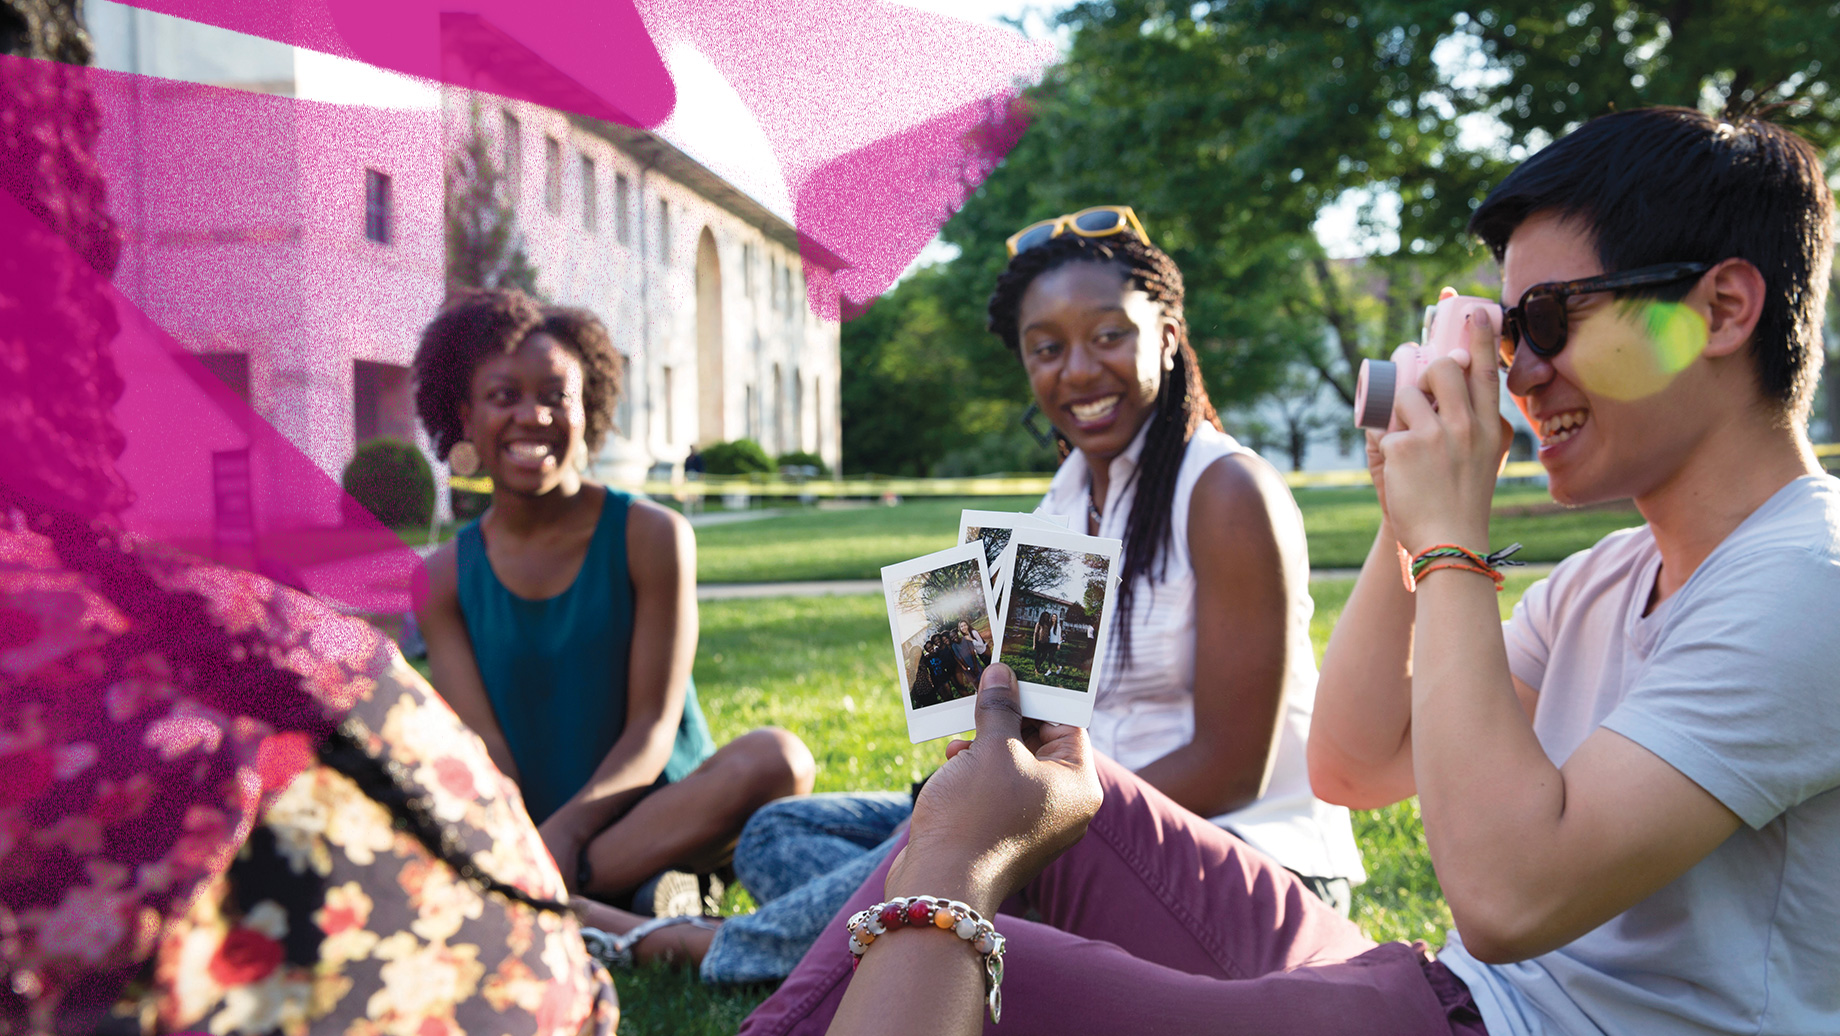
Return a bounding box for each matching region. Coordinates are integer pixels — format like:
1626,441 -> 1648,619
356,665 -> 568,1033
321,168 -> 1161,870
993,527 -> 1122,728
958,510 -> 1073,616
881,542 -> 998,743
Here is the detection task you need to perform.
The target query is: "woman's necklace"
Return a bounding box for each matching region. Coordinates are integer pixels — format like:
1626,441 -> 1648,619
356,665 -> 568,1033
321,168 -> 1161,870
1086,479 -> 1103,530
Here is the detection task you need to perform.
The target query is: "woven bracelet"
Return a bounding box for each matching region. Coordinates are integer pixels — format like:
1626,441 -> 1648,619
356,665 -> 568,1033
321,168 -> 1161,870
1404,542 -> 1523,593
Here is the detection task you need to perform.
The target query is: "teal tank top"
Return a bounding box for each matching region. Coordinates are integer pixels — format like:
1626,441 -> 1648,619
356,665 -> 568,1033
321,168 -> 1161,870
455,486 -> 715,823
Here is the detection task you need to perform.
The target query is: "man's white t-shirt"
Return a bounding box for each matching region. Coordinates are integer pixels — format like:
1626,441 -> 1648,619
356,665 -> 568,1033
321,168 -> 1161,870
1439,474 -> 1840,1036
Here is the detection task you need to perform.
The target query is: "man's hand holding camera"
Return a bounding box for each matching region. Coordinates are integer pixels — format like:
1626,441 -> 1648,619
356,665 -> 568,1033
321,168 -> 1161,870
1370,308 -> 1516,555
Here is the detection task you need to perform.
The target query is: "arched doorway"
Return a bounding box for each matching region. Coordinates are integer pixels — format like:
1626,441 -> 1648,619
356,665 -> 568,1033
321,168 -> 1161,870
695,228 -> 724,447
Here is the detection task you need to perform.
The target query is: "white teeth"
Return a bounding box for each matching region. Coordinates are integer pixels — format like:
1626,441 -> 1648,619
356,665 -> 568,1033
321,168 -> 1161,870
1539,410 -> 1588,443
506,442 -> 552,460
1070,396 -> 1120,422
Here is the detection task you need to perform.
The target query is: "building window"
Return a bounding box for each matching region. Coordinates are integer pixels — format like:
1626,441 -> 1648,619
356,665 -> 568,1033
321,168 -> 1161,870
544,136 -> 562,214
580,154 -> 597,231
772,363 -> 784,453
197,352 -> 251,404
661,365 -> 675,444
781,264 -> 794,315
353,360 -> 414,443
792,369 -> 804,451
742,243 -> 754,297
501,111 -> 521,200
658,199 -> 671,262
744,384 -> 756,440
615,354 -> 632,436
615,173 -> 631,244
363,169 -> 391,244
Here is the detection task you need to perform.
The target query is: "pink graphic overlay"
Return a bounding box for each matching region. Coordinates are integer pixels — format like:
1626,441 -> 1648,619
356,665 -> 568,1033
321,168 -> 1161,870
5,3 -> 1050,609
2,4 -> 1051,1025
2,54 -> 428,614
114,0 -> 1054,313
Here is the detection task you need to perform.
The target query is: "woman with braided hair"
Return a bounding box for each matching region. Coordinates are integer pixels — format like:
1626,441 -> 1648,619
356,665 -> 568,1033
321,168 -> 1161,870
723,211 -> 1368,1033
983,212 -> 1362,901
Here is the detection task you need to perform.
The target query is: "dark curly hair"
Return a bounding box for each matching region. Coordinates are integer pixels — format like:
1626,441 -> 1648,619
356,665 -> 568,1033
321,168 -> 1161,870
413,288 -> 624,463
988,233 -> 1221,667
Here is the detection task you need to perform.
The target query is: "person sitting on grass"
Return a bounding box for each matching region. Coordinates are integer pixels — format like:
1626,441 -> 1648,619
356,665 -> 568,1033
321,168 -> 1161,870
756,106 -> 1840,1036
599,210 -> 1366,990
413,289 -> 815,923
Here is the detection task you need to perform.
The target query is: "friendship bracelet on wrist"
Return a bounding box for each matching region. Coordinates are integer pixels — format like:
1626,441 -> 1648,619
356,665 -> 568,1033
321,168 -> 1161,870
846,896 -> 1007,1023
1403,542 -> 1523,593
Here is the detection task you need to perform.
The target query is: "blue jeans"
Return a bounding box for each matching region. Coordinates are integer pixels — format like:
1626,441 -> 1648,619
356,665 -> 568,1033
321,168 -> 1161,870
699,792 -> 913,984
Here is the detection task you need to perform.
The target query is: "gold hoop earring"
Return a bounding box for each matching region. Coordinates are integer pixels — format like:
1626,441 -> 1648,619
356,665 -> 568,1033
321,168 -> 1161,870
448,440 -> 481,477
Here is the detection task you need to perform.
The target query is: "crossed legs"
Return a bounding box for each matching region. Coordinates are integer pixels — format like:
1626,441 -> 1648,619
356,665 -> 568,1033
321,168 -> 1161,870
578,727 -> 817,903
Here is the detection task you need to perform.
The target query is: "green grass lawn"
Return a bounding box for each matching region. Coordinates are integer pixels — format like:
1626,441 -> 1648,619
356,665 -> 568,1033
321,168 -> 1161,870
695,486 -> 1641,582
611,579 -> 1534,1035
694,496 -> 1041,583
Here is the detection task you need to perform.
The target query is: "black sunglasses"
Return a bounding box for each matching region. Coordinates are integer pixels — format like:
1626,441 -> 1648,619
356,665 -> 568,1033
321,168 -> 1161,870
1499,261 -> 1713,368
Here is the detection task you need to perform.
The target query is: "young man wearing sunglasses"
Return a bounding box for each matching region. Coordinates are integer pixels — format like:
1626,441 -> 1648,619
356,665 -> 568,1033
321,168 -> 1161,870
1311,105 -> 1840,1036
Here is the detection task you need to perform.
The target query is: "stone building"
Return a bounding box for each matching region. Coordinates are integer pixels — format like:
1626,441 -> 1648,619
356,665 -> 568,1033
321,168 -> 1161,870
86,1 -> 842,528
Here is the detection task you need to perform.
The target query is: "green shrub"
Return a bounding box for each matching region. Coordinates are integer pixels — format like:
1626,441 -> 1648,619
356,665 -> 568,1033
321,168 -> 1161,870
774,450 -> 829,476
703,439 -> 773,476
341,438 -> 435,528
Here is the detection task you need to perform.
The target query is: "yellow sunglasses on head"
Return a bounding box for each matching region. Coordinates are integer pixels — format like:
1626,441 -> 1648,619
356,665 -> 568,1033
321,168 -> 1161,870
1005,205 -> 1151,258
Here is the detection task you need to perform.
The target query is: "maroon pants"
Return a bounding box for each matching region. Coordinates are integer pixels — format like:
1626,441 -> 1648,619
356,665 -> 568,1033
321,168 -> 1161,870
741,755 -> 1487,1036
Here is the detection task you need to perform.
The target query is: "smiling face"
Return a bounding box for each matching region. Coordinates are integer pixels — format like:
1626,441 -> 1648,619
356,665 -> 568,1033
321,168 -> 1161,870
1017,261 -> 1172,464
1501,212 -> 1722,507
461,332 -> 589,497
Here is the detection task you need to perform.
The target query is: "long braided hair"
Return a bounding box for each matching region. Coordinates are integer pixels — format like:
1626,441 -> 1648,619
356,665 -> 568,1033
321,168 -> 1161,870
987,233 -> 1221,666
0,25 -> 567,921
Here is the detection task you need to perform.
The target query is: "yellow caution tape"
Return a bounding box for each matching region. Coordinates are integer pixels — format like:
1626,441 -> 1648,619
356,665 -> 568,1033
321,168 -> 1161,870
442,445 -> 1836,499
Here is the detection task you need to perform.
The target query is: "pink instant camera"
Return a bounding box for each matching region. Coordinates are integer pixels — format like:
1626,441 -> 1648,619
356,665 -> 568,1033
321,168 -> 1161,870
1353,288 -> 1502,432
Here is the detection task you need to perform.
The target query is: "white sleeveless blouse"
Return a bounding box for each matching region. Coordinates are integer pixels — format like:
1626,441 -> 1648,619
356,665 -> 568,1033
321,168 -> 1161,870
1037,419 -> 1366,883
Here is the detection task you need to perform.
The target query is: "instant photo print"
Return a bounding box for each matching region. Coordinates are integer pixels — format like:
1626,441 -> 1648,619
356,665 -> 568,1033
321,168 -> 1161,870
993,527 -> 1121,728
881,542 -> 999,743
958,509 -> 1073,615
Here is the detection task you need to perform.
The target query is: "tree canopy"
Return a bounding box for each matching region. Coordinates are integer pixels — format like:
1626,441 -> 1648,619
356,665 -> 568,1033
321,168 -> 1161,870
840,0 -> 1840,474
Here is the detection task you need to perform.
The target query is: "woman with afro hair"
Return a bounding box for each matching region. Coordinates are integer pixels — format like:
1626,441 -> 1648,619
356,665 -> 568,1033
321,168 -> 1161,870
412,288 -> 815,930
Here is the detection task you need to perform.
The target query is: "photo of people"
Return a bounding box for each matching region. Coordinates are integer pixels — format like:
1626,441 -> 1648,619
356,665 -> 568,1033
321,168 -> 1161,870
1000,541 -> 1115,694
881,543 -> 999,740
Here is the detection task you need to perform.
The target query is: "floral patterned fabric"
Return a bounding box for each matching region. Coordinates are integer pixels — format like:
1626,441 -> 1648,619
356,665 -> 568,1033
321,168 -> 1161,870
0,525 -> 618,1035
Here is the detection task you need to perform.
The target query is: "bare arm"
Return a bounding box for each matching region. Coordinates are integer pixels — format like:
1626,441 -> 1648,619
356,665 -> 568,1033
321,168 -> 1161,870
1133,454 -> 1290,818
541,500 -> 699,858
1410,565 -> 1738,961
1308,519 -> 1418,809
1310,416 -> 1539,811
416,542 -> 521,782
1377,321 -> 1739,961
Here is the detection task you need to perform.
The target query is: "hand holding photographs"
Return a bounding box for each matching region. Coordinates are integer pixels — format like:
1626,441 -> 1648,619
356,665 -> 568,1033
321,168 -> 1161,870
886,511 -> 1119,743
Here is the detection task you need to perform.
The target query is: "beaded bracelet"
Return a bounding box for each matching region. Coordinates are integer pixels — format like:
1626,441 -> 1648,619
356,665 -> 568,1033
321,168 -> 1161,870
1404,542 -> 1523,593
847,896 -> 1007,1023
